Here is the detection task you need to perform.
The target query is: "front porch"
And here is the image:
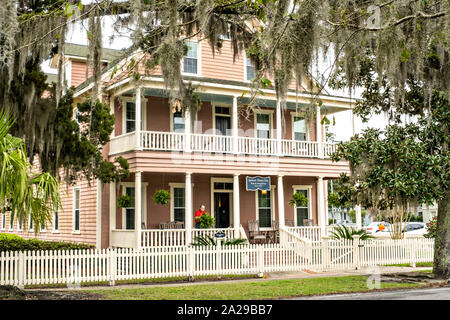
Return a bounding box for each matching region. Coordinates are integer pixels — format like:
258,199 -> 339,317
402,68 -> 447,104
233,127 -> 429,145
107,172 -> 333,248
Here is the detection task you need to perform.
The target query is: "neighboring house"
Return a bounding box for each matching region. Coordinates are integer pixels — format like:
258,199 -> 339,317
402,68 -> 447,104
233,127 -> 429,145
417,203 -> 438,223
1,40 -> 353,248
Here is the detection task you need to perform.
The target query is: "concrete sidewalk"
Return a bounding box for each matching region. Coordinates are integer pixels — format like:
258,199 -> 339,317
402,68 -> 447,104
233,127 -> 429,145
25,266 -> 432,292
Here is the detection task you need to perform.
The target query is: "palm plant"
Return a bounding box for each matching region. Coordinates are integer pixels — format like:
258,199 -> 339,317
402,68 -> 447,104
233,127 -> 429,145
191,235 -> 247,246
0,109 -> 61,233
329,225 -> 373,241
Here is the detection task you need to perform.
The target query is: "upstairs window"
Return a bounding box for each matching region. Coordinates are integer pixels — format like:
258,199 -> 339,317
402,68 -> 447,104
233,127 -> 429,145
183,42 -> 198,75
293,116 -> 307,141
245,56 -> 256,81
73,187 -> 81,232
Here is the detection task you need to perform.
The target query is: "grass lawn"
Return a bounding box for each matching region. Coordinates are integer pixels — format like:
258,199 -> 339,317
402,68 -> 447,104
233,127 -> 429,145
84,275 -> 428,300
383,262 -> 433,267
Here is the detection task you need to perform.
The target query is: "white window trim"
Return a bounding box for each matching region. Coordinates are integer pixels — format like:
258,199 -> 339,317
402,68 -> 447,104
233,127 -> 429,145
9,214 -> 14,231
1,213 -> 5,230
292,185 -> 313,226
255,185 -> 276,231
211,103 -> 233,135
120,182 -> 148,229
253,109 -> 274,139
52,211 -> 59,233
244,51 -> 256,83
28,216 -> 34,233
210,178 -> 234,224
181,41 -> 202,77
63,60 -> 72,89
169,182 -> 194,223
120,96 -> 148,134
290,111 -> 309,141
73,186 -> 81,234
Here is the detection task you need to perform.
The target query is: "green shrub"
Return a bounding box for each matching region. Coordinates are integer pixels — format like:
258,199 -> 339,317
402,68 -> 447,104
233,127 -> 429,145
424,216 -> 437,238
0,233 -> 94,252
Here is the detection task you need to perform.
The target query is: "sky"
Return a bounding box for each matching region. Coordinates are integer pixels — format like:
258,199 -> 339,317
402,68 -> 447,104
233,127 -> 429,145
42,14 -> 390,142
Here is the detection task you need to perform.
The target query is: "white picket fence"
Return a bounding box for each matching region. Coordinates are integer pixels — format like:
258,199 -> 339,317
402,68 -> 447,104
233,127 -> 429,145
0,238 -> 434,287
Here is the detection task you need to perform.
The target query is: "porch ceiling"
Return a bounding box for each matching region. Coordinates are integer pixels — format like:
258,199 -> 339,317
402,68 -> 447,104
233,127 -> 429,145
122,88 -> 346,114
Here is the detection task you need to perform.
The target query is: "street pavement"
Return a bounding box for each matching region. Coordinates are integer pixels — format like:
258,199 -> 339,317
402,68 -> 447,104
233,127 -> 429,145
292,286 -> 450,300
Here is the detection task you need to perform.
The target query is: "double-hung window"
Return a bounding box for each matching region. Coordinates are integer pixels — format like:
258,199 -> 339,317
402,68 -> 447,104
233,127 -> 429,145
257,190 -> 272,228
9,213 -> 14,230
124,99 -> 145,134
124,187 -> 135,230
256,113 -> 271,139
293,116 -> 307,141
73,187 -> 81,232
1,214 -> 5,230
53,210 -> 59,232
173,187 -> 185,223
293,188 -> 310,226
245,55 -> 256,81
183,42 -> 198,75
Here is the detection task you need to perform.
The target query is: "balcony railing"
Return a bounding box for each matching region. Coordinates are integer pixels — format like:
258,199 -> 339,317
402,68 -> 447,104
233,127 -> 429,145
109,131 -> 338,158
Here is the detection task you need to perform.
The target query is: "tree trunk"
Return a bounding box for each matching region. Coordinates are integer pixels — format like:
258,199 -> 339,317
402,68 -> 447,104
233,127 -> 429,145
433,190 -> 450,278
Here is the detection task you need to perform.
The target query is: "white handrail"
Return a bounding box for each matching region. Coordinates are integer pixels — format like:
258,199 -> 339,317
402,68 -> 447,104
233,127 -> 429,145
109,131 -> 338,159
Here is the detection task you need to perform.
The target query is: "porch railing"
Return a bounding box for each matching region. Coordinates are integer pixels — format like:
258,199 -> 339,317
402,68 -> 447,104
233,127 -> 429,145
109,131 -> 338,159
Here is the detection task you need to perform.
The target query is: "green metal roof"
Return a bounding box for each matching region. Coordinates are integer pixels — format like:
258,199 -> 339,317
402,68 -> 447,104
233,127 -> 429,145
64,43 -> 124,62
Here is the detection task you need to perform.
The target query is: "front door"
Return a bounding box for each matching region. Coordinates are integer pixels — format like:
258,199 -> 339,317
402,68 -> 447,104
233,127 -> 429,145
214,193 -> 230,228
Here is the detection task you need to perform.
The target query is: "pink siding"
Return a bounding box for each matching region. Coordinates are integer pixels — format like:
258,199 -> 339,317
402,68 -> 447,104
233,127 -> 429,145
105,172 -> 320,237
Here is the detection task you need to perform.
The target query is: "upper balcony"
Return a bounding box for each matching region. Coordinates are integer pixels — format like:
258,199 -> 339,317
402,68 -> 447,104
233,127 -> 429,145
103,83 -> 350,164
110,131 -> 337,158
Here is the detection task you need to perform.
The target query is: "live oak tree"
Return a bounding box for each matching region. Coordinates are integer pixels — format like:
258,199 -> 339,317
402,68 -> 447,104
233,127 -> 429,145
330,56 -> 449,277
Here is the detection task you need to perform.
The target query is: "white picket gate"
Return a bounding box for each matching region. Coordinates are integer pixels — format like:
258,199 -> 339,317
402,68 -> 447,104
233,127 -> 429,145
0,238 -> 434,287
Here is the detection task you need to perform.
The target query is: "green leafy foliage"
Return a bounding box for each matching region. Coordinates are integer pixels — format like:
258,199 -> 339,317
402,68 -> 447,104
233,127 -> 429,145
198,213 -> 215,229
117,194 -> 132,208
425,216 -> 438,238
191,235 -> 247,246
288,192 -> 308,207
0,233 -> 94,252
152,189 -> 171,205
329,225 -> 373,241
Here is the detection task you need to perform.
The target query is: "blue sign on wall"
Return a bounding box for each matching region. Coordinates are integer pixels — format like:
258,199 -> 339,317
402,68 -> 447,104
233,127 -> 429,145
246,176 -> 271,191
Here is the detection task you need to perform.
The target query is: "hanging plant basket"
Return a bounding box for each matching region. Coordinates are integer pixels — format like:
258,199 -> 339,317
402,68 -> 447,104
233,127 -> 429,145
153,189 -> 171,205
288,192 -> 308,207
117,194 -> 132,208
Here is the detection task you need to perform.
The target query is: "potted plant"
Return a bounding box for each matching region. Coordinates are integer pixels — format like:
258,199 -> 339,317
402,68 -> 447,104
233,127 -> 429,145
288,192 -> 308,207
198,213 -> 215,229
152,189 -> 171,205
117,194 -> 132,208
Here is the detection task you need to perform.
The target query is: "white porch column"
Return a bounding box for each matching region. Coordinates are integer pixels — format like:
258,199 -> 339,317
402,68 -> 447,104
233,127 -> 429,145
277,175 -> 285,228
109,181 -> 116,247
96,179 -> 102,248
135,87 -> 142,150
316,105 -> 323,158
317,176 -> 326,235
355,205 -> 362,230
184,108 -> 192,153
185,172 -> 193,244
276,100 -> 282,156
135,171 -> 142,248
232,96 -> 239,154
233,174 -> 240,238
